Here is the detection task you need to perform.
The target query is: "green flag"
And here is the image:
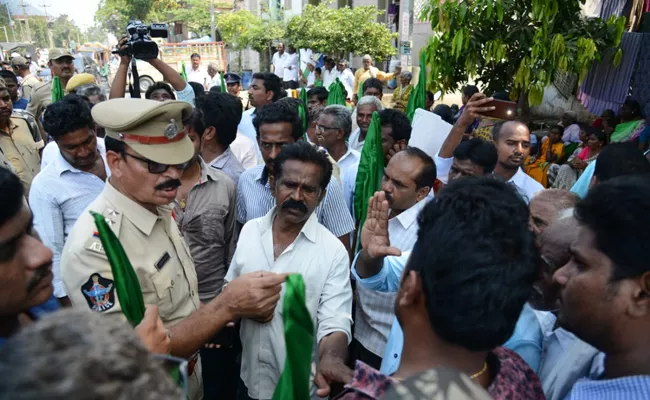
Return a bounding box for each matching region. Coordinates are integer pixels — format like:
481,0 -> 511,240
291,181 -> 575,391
353,112 -> 384,236
326,78 -> 346,106
271,274 -> 314,400
220,72 -> 227,93
51,76 -> 65,103
357,77 -> 364,102
298,87 -> 308,140
90,211 -> 145,327
181,61 -> 188,82
405,51 -> 427,122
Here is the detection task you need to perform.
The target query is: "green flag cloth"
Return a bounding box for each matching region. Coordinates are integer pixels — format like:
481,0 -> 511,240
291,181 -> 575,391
315,79 -> 323,87
271,274 -> 314,400
51,76 -> 65,103
299,87 -> 308,132
181,61 -> 188,82
90,211 -> 145,327
220,72 -> 227,93
327,78 -> 346,106
353,111 -> 384,233
405,51 -> 427,122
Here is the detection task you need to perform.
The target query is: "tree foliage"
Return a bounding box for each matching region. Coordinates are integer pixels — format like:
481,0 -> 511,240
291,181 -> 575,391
286,4 -> 397,61
421,0 -> 626,105
29,18 -> 50,48
218,10 -> 284,53
51,15 -> 83,48
169,0 -> 213,37
95,0 -> 179,36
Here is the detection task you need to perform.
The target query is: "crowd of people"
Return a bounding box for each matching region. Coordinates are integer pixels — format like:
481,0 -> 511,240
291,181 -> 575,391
1,43 -> 650,400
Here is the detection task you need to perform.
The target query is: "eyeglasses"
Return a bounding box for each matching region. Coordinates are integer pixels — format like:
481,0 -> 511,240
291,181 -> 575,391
122,152 -> 192,174
151,354 -> 188,400
259,142 -> 291,151
315,124 -> 339,132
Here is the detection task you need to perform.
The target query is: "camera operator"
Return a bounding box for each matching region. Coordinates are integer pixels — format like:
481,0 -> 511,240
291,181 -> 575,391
109,37 -> 195,106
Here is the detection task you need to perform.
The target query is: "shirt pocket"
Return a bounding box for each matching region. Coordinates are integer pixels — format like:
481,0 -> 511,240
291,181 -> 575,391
150,266 -> 180,321
183,208 -> 228,248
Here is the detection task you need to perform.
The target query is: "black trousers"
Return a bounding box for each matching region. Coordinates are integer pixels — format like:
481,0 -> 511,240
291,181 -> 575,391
349,337 -> 383,371
283,80 -> 299,89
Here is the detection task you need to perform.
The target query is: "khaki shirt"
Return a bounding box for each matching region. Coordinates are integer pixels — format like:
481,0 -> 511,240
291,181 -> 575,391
174,160 -> 238,302
61,181 -> 203,400
26,80 -> 52,121
0,117 -> 43,193
21,74 -> 41,100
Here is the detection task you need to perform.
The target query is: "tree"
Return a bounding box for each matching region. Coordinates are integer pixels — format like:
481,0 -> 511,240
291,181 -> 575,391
84,24 -> 109,44
420,0 -> 626,105
51,15 -> 83,48
29,18 -> 50,48
95,0 -> 179,36
285,4 -> 397,61
169,0 -> 233,38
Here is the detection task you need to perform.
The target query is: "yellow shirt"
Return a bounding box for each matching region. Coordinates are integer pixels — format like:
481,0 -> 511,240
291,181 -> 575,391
0,117 -> 43,193
353,67 -> 394,95
61,181 -> 203,399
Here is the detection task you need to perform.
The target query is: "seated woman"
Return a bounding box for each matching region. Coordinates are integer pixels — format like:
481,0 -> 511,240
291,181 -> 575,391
611,98 -> 645,143
391,71 -> 413,111
547,125 -> 589,187
525,125 -> 564,187
551,129 -> 606,190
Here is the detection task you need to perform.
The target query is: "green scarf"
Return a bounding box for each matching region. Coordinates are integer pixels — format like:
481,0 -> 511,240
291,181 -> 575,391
90,211 -> 145,326
271,274 -> 314,400
181,61 -> 188,82
353,112 -> 384,248
405,51 -> 427,122
220,72 -> 227,93
51,76 -> 65,103
327,78 -> 346,106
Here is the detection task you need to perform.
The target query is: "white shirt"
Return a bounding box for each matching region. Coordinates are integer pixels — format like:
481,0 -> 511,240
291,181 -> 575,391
272,51 -> 288,78
348,127 -> 364,152
508,167 -> 545,204
434,154 -> 453,184
354,199 -> 427,356
335,146 -> 360,184
207,74 -> 221,90
229,132 -> 259,169
306,70 -> 316,87
322,68 -> 339,90
299,48 -> 313,71
237,108 -> 263,161
226,208 -> 352,399
283,52 -> 299,82
562,124 -> 581,145
187,66 -> 210,88
29,139 -> 109,298
339,68 -> 355,99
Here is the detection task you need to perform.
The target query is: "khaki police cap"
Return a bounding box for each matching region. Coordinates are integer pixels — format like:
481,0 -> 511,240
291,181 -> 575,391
48,48 -> 75,61
11,56 -> 29,68
91,98 -> 194,165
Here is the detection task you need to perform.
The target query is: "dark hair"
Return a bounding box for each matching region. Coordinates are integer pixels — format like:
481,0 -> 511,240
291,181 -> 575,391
0,70 -> 18,85
145,82 -> 175,100
0,166 -> 24,227
190,53 -> 201,59
453,139 -> 498,174
183,108 -> 205,138
252,72 -> 283,102
307,108 -> 322,127
602,109 -> 616,119
594,143 -> 650,182
188,82 -> 205,108
589,130 -> 607,145
307,86 -> 328,103
432,104 -> 454,124
208,85 -> 221,94
315,67 -> 322,74
273,141 -> 333,191
378,109 -> 411,142
462,85 -> 479,98
492,120 -> 529,142
426,91 -> 434,102
402,147 -> 437,190
362,78 -> 383,94
104,136 -> 127,154
575,175 -> 650,280
42,94 -> 94,139
201,92 -> 243,148
406,177 -> 537,351
253,100 -> 303,141
550,124 -> 565,136
623,97 -> 642,118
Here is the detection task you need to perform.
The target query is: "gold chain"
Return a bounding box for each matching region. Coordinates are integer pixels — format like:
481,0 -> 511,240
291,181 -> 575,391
469,362 -> 488,379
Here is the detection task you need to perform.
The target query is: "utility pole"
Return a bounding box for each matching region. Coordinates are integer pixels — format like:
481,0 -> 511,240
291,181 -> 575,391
39,2 -> 53,48
210,0 -> 216,42
5,1 -> 16,41
18,1 -> 31,42
398,0 -> 412,70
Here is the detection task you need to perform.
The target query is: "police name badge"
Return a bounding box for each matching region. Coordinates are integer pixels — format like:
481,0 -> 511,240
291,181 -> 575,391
81,273 -> 116,312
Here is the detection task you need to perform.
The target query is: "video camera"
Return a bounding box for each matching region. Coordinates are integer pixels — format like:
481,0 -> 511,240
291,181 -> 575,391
114,20 -> 169,60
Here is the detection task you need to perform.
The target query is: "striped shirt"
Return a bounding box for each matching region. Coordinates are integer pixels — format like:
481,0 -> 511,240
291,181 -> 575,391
29,141 -> 109,298
566,375 -> 650,400
237,164 -> 355,238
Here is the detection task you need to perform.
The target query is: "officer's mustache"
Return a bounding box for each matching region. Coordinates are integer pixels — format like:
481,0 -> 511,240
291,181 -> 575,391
155,179 -> 181,191
281,198 -> 308,214
26,263 -> 52,292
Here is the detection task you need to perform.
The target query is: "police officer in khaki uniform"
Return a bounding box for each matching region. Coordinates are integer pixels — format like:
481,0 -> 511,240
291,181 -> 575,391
61,98 -> 288,400
27,48 -> 75,141
0,82 -> 43,193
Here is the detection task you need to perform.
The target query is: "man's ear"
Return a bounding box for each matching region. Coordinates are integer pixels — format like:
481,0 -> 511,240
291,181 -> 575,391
105,151 -> 122,179
629,272 -> 650,318
203,126 -> 216,142
416,186 -> 431,202
397,270 -> 423,309
265,90 -> 274,103
269,174 -> 276,196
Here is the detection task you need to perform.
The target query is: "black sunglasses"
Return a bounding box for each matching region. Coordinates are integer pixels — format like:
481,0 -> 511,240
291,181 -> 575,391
122,152 -> 192,174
